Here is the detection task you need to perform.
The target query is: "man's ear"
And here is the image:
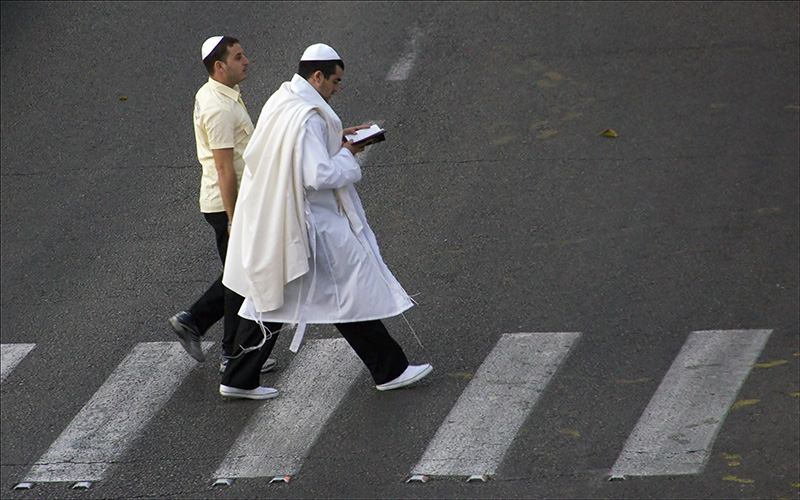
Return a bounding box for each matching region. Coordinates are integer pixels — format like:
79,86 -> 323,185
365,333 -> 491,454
312,70 -> 324,84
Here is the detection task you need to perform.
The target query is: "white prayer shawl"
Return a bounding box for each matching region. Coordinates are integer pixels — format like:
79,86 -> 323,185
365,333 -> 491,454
224,74 -> 413,351
223,77 -> 313,313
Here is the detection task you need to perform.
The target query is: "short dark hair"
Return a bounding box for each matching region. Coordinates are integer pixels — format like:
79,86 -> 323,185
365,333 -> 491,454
297,59 -> 344,80
203,36 -> 240,75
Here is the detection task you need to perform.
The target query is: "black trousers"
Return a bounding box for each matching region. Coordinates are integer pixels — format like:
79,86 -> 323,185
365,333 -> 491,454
187,211 -> 244,357
221,318 -> 409,390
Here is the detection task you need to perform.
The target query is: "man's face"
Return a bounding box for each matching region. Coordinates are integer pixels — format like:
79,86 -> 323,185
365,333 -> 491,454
220,43 -> 249,85
315,65 -> 343,102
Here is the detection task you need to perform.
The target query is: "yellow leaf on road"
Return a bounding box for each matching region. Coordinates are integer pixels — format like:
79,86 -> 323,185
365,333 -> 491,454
558,428 -> 581,438
754,360 -> 788,368
600,129 -> 618,138
529,120 -> 549,132
722,475 -> 754,484
492,135 -> 516,146
537,129 -> 559,139
617,377 -> 652,385
732,399 -> 759,409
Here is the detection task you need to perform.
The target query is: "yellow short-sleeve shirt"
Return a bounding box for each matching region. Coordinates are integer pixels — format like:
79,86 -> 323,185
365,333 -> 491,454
193,77 -> 254,213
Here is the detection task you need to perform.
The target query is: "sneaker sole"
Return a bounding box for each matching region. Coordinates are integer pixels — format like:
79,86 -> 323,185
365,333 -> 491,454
376,365 -> 433,391
219,388 -> 279,400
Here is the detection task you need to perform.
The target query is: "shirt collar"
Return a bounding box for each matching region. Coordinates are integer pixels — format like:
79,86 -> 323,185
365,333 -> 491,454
207,76 -> 241,101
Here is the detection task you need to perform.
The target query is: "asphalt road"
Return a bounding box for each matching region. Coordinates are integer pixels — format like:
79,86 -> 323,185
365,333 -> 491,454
1,1 -> 798,499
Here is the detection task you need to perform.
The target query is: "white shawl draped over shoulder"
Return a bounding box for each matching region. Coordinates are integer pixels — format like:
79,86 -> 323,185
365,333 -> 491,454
223,80 -> 318,312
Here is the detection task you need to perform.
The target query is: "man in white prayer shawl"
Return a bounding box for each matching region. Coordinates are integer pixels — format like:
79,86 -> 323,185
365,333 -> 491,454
219,43 -> 432,399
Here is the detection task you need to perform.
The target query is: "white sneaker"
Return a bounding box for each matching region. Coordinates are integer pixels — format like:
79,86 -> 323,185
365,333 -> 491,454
219,357 -> 276,374
376,364 -> 433,391
219,384 -> 278,400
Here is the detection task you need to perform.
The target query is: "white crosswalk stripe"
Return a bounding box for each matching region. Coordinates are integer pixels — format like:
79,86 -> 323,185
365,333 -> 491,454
6,328 -> 775,488
22,341 -> 213,483
411,332 -> 581,478
0,343 -> 36,383
609,329 -> 772,478
214,338 -> 364,482
386,26 -> 424,81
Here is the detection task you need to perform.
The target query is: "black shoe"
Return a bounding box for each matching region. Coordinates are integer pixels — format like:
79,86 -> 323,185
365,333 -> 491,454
169,311 -> 205,361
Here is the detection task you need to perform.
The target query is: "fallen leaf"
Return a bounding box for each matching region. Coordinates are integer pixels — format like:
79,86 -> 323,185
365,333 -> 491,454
731,399 -> 759,409
537,129 -> 559,139
529,120 -> 549,132
119,96 -> 128,101
558,428 -> 581,438
722,475 -> 754,484
600,129 -> 618,138
492,135 -> 517,146
754,360 -> 788,368
617,377 -> 652,385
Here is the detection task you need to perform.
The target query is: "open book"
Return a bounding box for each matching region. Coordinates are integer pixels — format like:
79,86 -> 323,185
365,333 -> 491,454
345,124 -> 386,146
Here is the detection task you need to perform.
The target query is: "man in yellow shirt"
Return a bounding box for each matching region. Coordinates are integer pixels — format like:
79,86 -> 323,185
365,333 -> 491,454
170,36 -> 274,381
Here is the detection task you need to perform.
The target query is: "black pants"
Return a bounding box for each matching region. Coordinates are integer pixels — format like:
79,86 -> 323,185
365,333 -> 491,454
187,211 -> 244,357
221,318 -> 409,390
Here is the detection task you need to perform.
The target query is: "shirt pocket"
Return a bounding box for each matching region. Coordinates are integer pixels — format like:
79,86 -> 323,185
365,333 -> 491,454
236,111 -> 254,146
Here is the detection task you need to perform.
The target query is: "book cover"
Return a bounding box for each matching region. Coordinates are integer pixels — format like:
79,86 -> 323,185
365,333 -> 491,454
345,124 -> 386,146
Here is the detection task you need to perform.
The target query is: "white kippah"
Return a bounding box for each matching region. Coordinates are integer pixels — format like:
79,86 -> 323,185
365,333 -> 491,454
300,43 -> 340,61
202,36 -> 224,60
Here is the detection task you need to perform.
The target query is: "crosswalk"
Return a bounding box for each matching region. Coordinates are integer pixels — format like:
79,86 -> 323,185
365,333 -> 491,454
214,338 -> 364,483
411,332 -> 580,479
1,329 -> 773,489
609,330 -> 772,479
21,342 -> 214,484
0,343 -> 35,383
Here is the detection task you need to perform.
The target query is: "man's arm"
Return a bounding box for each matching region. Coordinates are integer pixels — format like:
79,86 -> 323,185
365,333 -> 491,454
212,148 -> 238,228
302,116 -> 362,190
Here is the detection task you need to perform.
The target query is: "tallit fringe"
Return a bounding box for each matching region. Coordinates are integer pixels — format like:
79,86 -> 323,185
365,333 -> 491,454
400,311 -> 425,350
224,318 -> 293,360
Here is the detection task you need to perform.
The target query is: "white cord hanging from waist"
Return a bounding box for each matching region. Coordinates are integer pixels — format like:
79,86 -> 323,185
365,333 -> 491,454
288,203 -> 320,352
